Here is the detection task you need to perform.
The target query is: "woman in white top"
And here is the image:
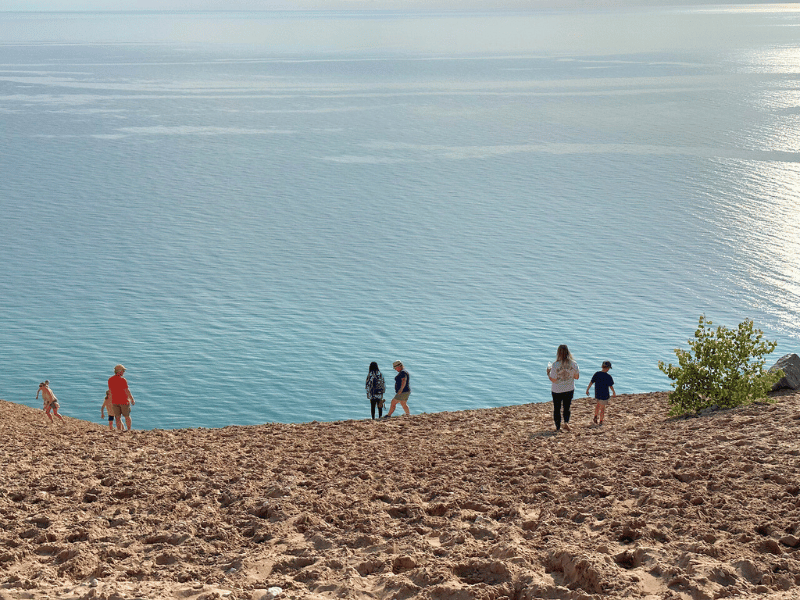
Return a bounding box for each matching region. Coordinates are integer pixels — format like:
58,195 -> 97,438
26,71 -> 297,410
547,344 -> 579,432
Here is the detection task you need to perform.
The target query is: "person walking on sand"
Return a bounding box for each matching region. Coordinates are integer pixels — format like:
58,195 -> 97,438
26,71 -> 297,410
100,390 -> 115,431
547,345 -> 579,432
383,360 -> 411,418
37,381 -> 65,424
587,360 -> 616,426
108,364 -> 135,431
365,362 -> 386,420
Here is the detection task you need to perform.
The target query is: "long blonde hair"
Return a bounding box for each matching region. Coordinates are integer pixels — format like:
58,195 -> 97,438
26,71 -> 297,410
556,344 -> 573,364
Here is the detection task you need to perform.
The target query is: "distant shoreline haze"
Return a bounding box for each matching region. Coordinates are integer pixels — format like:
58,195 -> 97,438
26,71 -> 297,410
2,6 -> 798,54
0,0 -> 785,12
3,1 -> 799,12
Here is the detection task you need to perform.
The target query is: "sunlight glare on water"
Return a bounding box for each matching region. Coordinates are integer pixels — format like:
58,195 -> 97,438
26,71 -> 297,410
1,6 -> 799,429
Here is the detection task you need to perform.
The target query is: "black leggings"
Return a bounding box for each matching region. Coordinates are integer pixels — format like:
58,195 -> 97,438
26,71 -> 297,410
552,390 -> 574,430
370,397 -> 384,420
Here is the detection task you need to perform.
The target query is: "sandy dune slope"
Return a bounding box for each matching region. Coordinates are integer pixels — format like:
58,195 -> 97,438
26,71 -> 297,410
1,391 -> 799,600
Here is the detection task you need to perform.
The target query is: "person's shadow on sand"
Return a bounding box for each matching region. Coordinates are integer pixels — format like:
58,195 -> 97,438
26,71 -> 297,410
529,430 -> 558,439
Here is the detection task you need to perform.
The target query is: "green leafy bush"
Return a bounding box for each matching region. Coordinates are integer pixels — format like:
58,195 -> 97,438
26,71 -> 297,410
658,315 -> 783,415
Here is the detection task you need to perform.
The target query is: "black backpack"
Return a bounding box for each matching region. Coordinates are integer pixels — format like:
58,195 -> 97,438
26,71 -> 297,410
371,373 -> 385,395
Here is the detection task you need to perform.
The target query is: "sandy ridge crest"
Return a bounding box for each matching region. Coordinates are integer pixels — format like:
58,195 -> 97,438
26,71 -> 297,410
1,392 -> 799,600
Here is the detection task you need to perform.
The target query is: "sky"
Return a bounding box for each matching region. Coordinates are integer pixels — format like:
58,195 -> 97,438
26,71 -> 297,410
5,0 -> 534,10
0,0 -> 780,11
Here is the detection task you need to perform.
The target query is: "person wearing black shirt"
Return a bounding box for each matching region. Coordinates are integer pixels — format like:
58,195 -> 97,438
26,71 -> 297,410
384,360 -> 411,418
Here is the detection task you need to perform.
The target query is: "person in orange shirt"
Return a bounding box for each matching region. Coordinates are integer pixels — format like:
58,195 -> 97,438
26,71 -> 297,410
108,364 -> 136,431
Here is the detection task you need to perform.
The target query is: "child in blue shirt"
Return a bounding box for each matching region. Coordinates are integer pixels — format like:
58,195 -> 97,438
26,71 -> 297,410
586,361 -> 616,426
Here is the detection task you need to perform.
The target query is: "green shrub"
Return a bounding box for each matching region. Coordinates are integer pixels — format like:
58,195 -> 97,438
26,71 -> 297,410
658,315 -> 783,415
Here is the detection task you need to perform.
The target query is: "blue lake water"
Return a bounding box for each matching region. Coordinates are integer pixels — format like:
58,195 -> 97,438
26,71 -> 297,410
1,6 -> 799,429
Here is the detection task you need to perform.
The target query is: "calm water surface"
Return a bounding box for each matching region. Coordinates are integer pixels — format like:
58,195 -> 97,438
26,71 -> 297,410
1,6 -> 799,429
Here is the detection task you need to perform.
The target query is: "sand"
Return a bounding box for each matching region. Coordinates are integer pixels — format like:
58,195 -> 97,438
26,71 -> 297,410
1,391 -> 799,600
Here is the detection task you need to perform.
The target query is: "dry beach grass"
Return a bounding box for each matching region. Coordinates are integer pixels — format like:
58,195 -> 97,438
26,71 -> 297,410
1,391 -> 799,600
